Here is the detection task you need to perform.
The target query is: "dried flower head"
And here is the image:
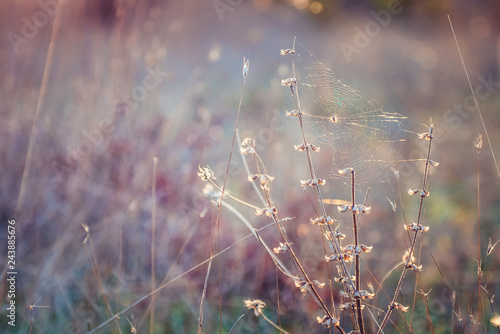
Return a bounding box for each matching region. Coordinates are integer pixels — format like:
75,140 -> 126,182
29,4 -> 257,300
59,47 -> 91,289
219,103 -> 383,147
281,77 -> 296,95
417,288 -> 432,300
294,143 -> 307,151
387,197 -> 397,212
255,207 -> 277,217
404,222 -> 429,232
408,188 -> 430,197
295,143 -> 320,152
487,238 -> 500,256
82,223 -> 90,244
352,205 -> 371,214
402,250 -> 416,263
310,144 -> 320,152
285,109 -> 301,117
240,138 -> 256,155
323,229 -> 345,241
342,254 -> 355,263
359,244 -> 373,253
280,48 -> 295,55
418,123 -> 434,140
391,167 -> 400,179
335,230 -> 346,240
418,131 -> 433,140
273,242 -> 287,254
338,167 -> 354,175
197,166 -> 215,181
342,245 -> 356,254
323,231 -> 334,241
300,178 -> 326,187
242,57 -> 250,78
353,290 -> 375,300
339,302 -> 353,311
408,188 -> 419,196
475,133 -> 483,152
339,302 -> 364,311
408,263 -> 423,272
243,299 -> 266,317
310,215 -> 335,226
317,314 -> 339,328
255,175 -> 275,190
392,302 -> 409,312
337,204 -> 350,213
313,280 -> 326,288
281,77 -> 296,87
334,275 -> 356,284
294,279 -> 309,293
325,254 -> 341,262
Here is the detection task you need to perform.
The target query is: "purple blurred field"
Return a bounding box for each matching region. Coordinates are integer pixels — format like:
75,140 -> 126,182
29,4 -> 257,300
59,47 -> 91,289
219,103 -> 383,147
1,0 -> 500,333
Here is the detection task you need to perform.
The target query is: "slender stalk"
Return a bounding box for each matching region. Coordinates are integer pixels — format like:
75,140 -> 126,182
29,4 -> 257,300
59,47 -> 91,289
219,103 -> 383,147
198,59 -> 248,334
377,129 -> 434,333
83,227 -> 123,334
351,171 -> 365,334
16,2 -> 62,216
286,38 -> 359,333
228,315 -> 245,334
416,275 -> 435,334
275,266 -> 282,332
475,135 -> 482,325
259,311 -> 291,334
448,15 -> 500,183
288,37 -> 356,296
150,157 -> 158,334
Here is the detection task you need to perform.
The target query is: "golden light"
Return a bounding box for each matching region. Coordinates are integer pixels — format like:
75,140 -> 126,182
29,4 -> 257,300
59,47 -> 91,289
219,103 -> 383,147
309,1 -> 323,14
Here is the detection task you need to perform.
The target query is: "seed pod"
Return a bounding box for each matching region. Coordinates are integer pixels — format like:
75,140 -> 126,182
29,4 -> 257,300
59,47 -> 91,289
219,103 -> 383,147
280,48 -> 294,55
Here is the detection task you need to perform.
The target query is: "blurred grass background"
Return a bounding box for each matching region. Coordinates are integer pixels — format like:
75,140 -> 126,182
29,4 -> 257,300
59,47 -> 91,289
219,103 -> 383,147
1,0 -> 499,332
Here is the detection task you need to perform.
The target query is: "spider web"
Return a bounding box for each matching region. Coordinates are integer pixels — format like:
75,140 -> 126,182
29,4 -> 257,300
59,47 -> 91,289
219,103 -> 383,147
293,46 -> 407,185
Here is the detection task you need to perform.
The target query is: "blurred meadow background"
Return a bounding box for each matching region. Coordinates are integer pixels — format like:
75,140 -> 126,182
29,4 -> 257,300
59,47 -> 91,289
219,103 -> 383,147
1,0 -> 500,333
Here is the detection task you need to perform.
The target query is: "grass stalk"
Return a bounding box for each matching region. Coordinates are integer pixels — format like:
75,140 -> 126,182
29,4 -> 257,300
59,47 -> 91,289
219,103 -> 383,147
475,135 -> 483,326
448,15 -> 500,183
16,2 -> 62,216
150,157 -> 158,334
198,61 -> 249,333
83,225 -> 123,334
